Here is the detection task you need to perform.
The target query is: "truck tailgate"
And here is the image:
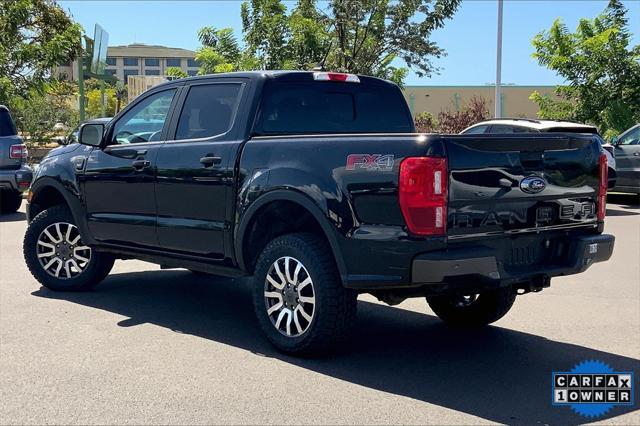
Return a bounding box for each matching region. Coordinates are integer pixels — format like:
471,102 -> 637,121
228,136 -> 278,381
444,134 -> 602,239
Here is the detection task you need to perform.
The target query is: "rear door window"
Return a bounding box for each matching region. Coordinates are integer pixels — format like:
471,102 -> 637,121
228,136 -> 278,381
257,82 -> 413,134
175,83 -> 242,140
0,108 -> 17,136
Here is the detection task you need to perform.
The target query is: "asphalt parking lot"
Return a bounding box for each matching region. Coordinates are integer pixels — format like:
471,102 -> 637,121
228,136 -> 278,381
1,195 -> 639,425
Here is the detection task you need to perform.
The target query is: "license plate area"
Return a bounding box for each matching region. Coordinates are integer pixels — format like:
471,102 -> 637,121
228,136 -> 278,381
500,235 -> 570,273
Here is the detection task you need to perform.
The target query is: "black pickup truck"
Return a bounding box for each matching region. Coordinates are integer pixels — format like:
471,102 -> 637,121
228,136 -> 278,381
24,71 -> 614,355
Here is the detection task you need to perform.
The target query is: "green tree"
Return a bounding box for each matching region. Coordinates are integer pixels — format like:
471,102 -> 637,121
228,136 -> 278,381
196,27 -> 242,73
196,0 -> 461,86
166,67 -> 188,79
11,81 -> 79,146
528,89 -> 574,121
241,0 -> 291,69
0,0 -> 81,105
414,111 -> 437,133
531,0 -> 640,136
326,0 -> 461,84
287,0 -> 331,70
86,87 -> 116,118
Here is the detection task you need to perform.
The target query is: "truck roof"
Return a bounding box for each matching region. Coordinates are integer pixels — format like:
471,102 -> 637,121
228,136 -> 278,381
154,70 -> 396,90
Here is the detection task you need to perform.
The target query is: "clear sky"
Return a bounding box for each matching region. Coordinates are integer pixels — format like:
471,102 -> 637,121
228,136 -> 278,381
58,0 -> 639,86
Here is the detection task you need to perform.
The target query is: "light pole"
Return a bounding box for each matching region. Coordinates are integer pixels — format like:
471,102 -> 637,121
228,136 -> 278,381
495,0 -> 504,118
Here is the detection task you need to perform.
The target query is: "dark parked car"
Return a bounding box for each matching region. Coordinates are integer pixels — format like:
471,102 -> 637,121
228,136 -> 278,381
24,72 -> 614,355
0,105 -> 32,213
611,124 -> 640,195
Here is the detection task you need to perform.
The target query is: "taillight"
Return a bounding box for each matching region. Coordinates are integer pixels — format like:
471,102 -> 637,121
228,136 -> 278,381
399,157 -> 448,236
10,144 -> 27,159
597,152 -> 607,221
602,144 -> 615,157
313,72 -> 360,83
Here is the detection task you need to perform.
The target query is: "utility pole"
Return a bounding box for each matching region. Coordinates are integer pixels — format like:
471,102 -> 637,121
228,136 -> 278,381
495,0 -> 504,118
77,40 -> 85,123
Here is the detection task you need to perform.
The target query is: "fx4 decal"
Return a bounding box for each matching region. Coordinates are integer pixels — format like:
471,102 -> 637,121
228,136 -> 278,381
346,154 -> 394,171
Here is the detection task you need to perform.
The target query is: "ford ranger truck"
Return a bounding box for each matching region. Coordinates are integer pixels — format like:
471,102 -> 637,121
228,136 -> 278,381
23,71 -> 614,355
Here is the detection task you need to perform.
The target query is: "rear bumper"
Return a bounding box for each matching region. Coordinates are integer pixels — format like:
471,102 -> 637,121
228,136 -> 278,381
412,233 -> 614,288
0,165 -> 33,192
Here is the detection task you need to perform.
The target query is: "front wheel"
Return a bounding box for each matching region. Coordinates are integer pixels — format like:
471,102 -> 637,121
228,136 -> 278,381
252,233 -> 357,356
426,286 -> 516,327
23,205 -> 114,291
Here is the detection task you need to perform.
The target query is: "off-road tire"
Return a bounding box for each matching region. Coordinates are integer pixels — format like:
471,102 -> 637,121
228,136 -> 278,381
426,286 -> 516,327
0,190 -> 22,214
252,233 -> 357,356
23,205 -> 114,291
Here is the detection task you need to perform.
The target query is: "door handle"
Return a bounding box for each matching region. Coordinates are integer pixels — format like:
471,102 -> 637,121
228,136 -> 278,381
634,152 -> 640,156
132,159 -> 150,171
200,154 -> 222,167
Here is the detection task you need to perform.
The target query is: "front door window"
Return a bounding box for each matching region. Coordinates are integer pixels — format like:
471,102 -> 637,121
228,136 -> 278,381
111,89 -> 176,144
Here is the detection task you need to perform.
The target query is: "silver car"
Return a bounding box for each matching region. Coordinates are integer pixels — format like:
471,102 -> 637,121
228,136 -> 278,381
611,124 -> 640,195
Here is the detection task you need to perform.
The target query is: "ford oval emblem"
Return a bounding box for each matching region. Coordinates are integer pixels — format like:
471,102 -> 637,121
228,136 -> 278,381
520,176 -> 547,194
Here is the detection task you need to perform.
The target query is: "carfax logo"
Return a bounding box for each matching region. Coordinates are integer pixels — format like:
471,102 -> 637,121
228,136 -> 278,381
552,360 -> 634,418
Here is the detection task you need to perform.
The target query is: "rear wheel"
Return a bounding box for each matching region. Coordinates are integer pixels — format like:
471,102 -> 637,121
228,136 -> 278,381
0,190 -> 22,214
23,205 -> 114,291
252,233 -> 357,356
426,286 -> 516,327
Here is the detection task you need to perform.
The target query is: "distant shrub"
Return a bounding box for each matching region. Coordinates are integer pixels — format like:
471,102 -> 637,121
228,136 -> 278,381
436,96 -> 489,134
414,111 -> 437,133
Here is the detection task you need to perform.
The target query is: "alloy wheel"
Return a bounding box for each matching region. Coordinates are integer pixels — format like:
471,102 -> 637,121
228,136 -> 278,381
264,256 -> 316,337
36,222 -> 91,279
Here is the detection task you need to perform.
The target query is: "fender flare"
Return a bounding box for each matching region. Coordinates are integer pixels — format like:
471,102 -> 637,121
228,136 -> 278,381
29,177 -> 94,245
234,189 -> 347,283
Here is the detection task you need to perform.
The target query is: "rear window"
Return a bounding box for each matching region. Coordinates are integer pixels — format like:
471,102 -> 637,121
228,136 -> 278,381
257,82 -> 413,135
0,107 -> 17,136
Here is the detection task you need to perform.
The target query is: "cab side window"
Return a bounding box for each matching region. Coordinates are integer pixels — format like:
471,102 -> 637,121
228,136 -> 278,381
111,89 -> 176,145
174,84 -> 242,140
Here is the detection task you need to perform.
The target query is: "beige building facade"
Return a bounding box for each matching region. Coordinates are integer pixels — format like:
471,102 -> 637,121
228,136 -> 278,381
402,85 -> 558,119
57,43 -> 199,82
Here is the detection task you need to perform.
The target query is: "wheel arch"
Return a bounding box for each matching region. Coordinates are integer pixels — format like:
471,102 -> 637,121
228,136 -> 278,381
28,178 -> 93,244
235,189 -> 347,283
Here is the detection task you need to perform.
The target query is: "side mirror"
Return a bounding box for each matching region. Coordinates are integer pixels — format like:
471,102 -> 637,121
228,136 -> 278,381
610,136 -> 618,145
56,136 -> 67,146
79,123 -> 104,147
